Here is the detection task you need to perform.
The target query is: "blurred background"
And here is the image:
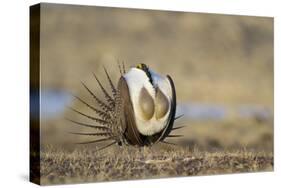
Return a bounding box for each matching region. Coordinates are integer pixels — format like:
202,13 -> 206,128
31,3 -> 273,152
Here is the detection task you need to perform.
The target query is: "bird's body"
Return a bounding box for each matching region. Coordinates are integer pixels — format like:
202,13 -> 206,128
68,63 -> 182,151
123,67 -> 172,136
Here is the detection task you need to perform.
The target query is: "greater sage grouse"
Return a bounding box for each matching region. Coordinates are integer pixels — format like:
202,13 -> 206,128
68,63 -> 183,151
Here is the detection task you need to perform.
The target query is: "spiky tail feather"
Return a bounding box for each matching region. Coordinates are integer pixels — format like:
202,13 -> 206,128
68,64 -> 125,151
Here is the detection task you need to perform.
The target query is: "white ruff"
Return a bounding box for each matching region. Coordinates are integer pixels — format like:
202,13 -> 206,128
123,68 -> 172,136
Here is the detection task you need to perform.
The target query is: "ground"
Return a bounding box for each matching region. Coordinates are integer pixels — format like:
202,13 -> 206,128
39,145 -> 273,185
38,117 -> 273,185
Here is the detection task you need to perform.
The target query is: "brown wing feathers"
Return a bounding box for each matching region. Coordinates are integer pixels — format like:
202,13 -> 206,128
117,77 -> 144,146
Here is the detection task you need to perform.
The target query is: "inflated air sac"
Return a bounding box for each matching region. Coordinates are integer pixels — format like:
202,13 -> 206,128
155,88 -> 169,119
139,87 -> 155,120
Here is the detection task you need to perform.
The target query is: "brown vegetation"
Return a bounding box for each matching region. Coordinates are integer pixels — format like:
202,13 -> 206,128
40,145 -> 273,185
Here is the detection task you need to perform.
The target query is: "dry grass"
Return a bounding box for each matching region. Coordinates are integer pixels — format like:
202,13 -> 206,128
39,109 -> 273,185
40,145 -> 273,185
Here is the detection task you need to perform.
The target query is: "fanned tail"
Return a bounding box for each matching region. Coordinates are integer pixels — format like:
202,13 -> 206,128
122,61 -> 126,74
174,114 -> 184,121
69,132 -> 111,136
66,118 -> 110,132
81,81 -> 112,112
117,60 -> 123,76
103,66 -> 117,99
160,140 -> 177,146
171,126 -> 185,131
72,94 -> 110,120
68,107 -> 109,126
167,134 -> 183,138
92,72 -> 115,109
68,65 -> 125,150
94,141 -> 117,153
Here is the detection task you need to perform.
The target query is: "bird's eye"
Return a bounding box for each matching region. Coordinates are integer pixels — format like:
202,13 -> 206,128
139,87 -> 155,120
155,88 -> 169,119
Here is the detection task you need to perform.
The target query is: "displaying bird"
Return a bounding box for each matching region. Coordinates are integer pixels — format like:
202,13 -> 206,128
67,62 -> 184,151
